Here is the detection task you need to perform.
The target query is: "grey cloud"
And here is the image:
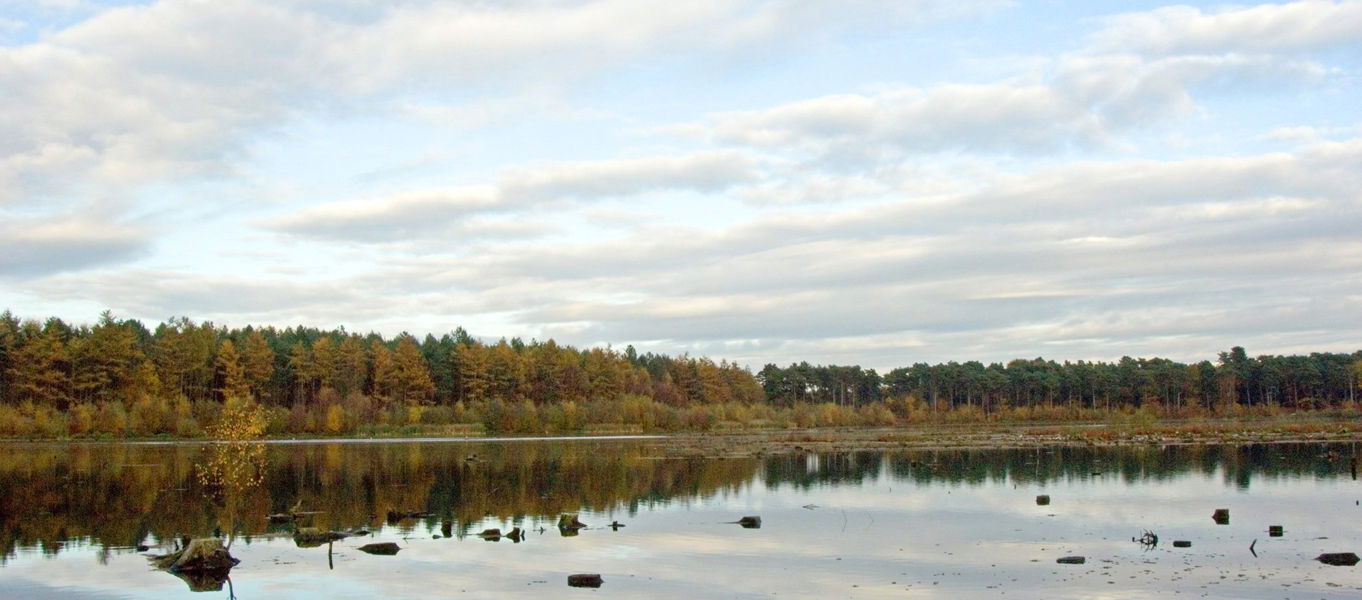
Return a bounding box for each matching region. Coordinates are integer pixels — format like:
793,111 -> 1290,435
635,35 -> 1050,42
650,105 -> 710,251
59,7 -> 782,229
386,141 -> 1362,365
0,214 -> 149,278
28,270 -> 376,327
266,151 -> 761,242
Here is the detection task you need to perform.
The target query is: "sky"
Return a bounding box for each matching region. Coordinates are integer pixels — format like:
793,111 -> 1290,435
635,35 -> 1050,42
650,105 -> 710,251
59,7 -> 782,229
1,0 -> 1360,371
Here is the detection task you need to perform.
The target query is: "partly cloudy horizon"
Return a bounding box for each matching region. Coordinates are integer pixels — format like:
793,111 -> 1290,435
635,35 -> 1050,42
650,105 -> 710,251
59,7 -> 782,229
2,0 -> 1359,371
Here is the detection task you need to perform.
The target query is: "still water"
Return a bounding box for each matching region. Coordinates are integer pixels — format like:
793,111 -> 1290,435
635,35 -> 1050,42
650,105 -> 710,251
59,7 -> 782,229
1,438 -> 1359,599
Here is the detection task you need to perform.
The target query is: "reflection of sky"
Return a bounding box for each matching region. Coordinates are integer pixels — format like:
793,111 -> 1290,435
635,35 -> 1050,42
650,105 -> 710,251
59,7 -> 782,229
3,449 -> 1361,599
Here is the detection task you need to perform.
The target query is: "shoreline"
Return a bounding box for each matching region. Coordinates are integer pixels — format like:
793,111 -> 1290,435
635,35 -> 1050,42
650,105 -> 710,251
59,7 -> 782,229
647,420 -> 1362,458
4,417 -> 1357,456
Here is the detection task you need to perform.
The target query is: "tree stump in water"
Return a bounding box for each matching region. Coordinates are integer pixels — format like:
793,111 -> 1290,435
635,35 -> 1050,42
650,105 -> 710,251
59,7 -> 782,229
149,538 -> 239,591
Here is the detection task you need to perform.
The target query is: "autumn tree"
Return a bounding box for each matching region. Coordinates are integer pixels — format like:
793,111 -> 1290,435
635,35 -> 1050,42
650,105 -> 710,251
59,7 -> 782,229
7,319 -> 72,409
240,329 -> 276,404
389,335 -> 435,406
216,339 -> 250,401
153,317 -> 217,401
70,312 -> 147,405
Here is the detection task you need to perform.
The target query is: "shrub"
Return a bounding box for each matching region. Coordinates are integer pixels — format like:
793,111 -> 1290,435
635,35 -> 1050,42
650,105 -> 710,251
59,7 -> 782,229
68,403 -> 97,436
95,402 -> 128,436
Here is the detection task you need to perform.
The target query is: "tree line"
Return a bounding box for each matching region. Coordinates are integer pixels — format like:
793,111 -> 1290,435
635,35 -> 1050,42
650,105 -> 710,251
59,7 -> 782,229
1,310 -> 1359,437
0,311 -> 766,436
759,347 -> 1362,412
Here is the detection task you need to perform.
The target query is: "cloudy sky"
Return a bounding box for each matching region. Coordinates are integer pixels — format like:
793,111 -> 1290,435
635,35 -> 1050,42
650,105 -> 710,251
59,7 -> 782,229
2,0 -> 1360,370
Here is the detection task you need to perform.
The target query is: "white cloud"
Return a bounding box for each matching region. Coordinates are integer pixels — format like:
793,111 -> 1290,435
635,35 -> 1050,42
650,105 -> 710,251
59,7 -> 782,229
696,52 -> 1326,160
1093,0 -> 1362,55
0,0 -> 1007,208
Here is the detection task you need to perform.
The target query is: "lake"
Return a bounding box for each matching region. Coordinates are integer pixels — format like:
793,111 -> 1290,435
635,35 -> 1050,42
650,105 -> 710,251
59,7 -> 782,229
1,438 -> 1359,598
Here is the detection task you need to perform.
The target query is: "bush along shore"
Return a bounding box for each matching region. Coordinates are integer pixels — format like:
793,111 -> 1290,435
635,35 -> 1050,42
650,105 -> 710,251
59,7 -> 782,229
0,311 -> 1359,440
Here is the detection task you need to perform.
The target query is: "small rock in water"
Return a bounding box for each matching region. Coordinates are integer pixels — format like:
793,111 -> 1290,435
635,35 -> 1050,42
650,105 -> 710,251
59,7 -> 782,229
1056,556 -> 1085,565
568,573 -> 603,588
357,542 -> 401,555
1035,495 -> 1050,506
1212,509 -> 1229,525
1316,552 -> 1360,566
737,516 -> 762,528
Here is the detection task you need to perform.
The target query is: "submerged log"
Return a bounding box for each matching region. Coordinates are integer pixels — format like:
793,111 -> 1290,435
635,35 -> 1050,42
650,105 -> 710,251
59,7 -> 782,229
358,542 -> 402,555
567,574 -> 603,588
1316,552 -> 1360,566
387,510 -> 434,523
293,527 -> 348,547
1056,556 -> 1085,564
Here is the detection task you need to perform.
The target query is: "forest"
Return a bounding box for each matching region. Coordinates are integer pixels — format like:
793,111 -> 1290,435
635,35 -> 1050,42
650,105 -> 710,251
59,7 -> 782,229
0,310 -> 1359,438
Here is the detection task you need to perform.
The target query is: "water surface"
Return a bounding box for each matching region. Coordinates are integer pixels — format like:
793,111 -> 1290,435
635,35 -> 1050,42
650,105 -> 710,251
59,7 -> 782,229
1,439 -> 1359,598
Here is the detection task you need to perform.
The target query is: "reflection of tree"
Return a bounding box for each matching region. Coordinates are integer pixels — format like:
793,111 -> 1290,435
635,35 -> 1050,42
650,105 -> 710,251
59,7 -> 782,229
3,441 -> 1357,562
194,397 -> 269,540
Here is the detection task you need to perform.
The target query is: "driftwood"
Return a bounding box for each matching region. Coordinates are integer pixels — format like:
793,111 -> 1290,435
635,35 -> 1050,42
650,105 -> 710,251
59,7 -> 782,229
568,574 -> 603,588
1056,556 -> 1085,564
1173,540 -> 1192,548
